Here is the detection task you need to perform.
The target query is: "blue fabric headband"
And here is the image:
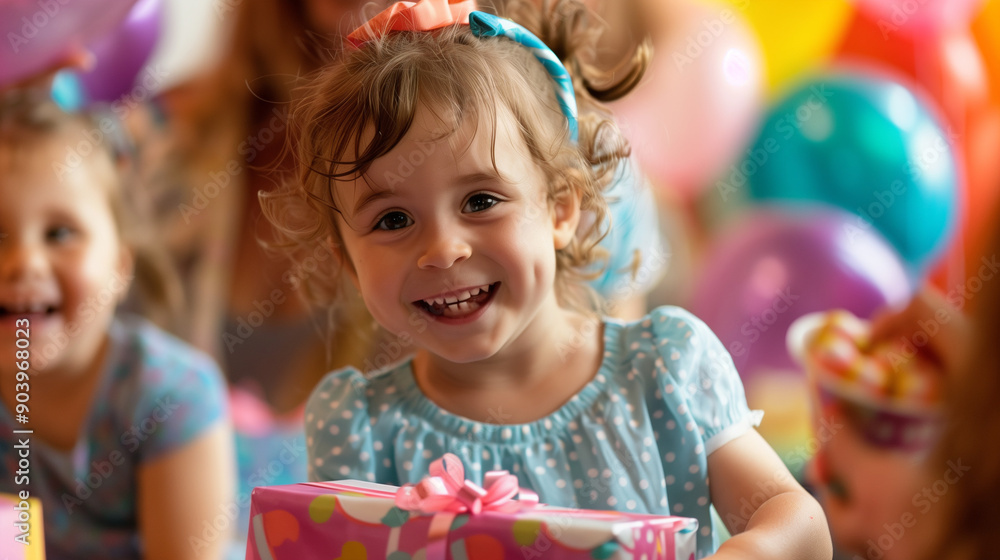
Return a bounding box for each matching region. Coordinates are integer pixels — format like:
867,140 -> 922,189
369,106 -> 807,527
468,11 -> 579,143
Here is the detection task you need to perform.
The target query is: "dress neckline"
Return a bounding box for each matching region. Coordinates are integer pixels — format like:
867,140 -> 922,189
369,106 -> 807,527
381,318 -> 627,444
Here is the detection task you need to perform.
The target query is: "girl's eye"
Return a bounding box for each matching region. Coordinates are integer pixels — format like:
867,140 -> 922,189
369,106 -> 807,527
46,226 -> 75,243
374,212 -> 413,231
463,193 -> 501,213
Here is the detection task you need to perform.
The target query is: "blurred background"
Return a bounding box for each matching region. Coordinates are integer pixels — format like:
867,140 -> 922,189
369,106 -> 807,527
603,0 -> 999,481
619,0 -> 1000,479
6,0 -> 999,478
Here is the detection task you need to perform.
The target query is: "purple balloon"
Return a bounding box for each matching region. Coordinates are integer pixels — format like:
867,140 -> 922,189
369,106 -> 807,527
689,206 -> 912,379
0,0 -> 137,87
76,0 -> 162,102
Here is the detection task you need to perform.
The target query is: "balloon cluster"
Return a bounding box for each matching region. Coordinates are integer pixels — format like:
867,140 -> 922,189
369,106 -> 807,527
611,0 -> 996,463
614,0 -> 996,380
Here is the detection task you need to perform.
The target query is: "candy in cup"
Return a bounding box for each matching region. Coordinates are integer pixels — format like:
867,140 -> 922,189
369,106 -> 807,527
787,311 -> 943,452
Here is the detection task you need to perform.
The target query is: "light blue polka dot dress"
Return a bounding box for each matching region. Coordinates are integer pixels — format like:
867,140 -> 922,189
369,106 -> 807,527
305,306 -> 760,557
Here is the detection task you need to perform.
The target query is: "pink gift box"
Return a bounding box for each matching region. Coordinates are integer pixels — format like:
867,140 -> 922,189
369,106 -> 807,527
0,492 -> 46,560
247,480 -> 697,560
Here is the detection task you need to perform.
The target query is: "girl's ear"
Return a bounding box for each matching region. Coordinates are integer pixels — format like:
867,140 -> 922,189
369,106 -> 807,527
551,186 -> 582,250
328,235 -> 360,290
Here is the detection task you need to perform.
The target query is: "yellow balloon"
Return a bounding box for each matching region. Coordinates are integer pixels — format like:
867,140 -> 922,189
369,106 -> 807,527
703,0 -> 853,96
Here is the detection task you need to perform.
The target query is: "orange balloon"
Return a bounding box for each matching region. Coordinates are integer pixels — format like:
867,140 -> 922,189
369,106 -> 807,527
836,9 -> 989,129
962,0 -> 1000,290
972,0 -> 1000,104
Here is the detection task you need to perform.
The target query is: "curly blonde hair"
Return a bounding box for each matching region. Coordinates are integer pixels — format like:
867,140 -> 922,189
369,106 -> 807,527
263,0 -> 650,314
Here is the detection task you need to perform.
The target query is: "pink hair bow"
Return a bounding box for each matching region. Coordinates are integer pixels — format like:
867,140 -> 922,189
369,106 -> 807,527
395,453 -> 539,515
346,0 -> 477,48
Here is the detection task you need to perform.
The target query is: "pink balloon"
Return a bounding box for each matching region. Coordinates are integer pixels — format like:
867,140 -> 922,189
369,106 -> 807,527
0,0 -> 137,87
609,1 -> 764,198
851,0 -> 986,37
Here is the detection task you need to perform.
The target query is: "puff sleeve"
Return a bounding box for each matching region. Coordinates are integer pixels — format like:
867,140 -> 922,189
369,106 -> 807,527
305,369 -> 379,482
120,319 -> 229,463
648,306 -> 761,455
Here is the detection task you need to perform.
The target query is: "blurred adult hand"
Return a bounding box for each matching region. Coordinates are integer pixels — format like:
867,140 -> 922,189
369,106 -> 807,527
867,288 -> 971,379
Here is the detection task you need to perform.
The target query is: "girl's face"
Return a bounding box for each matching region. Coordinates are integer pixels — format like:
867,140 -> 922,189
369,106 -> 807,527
334,104 -> 579,364
0,142 -> 131,375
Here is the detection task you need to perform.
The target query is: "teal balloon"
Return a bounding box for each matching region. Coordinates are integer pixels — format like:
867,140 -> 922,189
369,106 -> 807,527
741,74 -> 958,274
51,71 -> 85,111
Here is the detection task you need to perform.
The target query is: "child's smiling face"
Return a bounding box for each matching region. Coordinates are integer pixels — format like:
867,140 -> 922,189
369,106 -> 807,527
0,139 -> 131,375
334,103 -> 580,364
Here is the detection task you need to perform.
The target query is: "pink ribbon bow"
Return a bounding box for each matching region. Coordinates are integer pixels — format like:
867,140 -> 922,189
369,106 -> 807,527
395,453 -> 538,515
346,0 -> 477,48
395,453 -> 538,559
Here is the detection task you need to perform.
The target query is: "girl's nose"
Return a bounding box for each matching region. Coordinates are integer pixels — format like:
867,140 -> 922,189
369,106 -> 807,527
0,240 -> 49,282
417,227 -> 472,270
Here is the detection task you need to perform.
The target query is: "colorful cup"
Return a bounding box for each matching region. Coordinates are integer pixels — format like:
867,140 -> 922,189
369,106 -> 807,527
787,311 -> 943,452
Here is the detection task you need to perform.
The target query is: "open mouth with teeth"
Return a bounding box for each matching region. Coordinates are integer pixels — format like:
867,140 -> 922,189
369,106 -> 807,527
414,282 -> 499,319
0,304 -> 60,319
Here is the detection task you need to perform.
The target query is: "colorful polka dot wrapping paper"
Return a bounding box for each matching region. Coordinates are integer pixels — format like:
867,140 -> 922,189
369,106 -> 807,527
246,480 -> 697,560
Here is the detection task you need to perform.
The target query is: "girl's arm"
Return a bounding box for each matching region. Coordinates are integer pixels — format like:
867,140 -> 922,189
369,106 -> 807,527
707,429 -> 832,559
137,421 -> 236,560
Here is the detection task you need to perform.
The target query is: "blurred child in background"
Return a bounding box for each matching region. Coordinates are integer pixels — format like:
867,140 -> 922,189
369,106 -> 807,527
0,94 -> 234,560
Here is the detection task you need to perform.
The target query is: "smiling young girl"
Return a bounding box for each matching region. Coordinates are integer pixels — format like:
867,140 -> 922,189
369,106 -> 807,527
267,0 -> 831,557
0,96 -> 234,559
